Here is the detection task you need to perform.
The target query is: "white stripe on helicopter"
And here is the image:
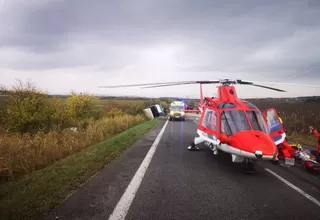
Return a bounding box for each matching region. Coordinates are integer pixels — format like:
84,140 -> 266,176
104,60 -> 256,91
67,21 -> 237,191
195,128 -> 274,163
190,115 -> 286,148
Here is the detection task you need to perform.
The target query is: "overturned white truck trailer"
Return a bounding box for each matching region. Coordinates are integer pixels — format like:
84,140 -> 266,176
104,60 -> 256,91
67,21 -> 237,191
143,104 -> 164,119
143,108 -> 154,119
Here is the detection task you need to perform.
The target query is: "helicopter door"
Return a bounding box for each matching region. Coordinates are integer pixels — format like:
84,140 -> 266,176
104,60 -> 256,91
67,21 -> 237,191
262,108 -> 286,145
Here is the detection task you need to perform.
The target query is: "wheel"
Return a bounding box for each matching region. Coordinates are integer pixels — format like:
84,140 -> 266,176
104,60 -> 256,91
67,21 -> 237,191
243,159 -> 256,174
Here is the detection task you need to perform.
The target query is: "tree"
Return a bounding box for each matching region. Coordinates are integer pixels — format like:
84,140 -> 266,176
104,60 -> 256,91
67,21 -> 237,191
160,101 -> 169,109
0,79 -> 52,132
65,92 -> 98,121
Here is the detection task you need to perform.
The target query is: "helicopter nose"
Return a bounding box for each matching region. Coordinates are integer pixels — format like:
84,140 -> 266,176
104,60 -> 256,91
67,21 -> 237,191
229,130 -> 277,157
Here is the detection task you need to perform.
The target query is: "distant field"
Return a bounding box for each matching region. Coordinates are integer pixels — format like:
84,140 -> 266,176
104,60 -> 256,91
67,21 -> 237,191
58,97 -> 147,108
2,95 -> 319,132
249,99 -> 320,131
1,95 -> 319,146
249,99 -> 320,146
0,96 -> 148,108
96,99 -> 146,108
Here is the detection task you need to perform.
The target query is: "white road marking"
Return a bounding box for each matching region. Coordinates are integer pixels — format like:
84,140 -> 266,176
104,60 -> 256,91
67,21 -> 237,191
188,117 -> 197,124
191,117 -> 199,124
186,115 -> 200,124
108,119 -> 169,220
265,168 -> 320,208
187,114 -> 320,207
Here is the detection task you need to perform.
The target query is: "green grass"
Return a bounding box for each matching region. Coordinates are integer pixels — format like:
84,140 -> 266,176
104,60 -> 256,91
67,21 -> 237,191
0,118 -> 160,220
288,133 -> 318,147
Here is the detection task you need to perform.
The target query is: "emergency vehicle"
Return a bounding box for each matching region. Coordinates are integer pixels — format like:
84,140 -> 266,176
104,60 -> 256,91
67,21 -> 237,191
169,101 -> 185,121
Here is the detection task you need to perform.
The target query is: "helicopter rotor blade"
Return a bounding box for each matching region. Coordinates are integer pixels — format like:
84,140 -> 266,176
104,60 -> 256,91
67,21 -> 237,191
235,80 -> 286,92
141,82 -> 196,88
236,79 -> 320,92
98,78 -> 319,93
98,81 -> 196,88
141,80 -> 221,88
244,81 -> 320,89
250,84 -> 286,92
99,80 -> 220,89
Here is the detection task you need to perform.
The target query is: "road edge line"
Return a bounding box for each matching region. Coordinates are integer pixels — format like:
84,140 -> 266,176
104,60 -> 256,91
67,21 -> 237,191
108,119 -> 169,220
265,168 -> 320,207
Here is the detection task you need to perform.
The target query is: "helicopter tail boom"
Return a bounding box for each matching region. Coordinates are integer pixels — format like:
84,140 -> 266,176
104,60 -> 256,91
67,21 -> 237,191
199,83 -> 204,112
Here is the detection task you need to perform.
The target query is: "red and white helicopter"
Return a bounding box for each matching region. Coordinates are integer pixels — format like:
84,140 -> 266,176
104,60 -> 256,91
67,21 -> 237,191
99,79 -> 320,173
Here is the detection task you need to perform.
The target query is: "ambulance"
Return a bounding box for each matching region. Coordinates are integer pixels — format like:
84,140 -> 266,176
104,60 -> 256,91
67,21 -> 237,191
169,101 -> 185,121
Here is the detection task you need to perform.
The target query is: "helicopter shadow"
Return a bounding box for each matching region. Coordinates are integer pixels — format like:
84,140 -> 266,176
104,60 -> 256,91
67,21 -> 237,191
197,144 -> 266,176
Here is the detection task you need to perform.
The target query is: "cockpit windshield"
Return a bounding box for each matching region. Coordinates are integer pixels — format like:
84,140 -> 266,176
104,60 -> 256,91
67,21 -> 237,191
221,110 -> 251,135
246,110 -> 269,134
171,106 -> 184,111
221,110 -> 268,135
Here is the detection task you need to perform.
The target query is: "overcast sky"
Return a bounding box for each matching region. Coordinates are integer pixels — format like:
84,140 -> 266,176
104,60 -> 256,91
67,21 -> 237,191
1,0 -> 320,98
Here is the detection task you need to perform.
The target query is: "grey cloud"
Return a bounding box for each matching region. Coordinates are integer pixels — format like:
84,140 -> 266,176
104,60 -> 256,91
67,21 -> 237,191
0,0 -> 320,97
14,0 -> 320,47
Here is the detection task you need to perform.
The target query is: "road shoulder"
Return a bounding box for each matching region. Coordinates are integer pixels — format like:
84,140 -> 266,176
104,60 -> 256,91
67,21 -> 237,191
45,119 -> 166,220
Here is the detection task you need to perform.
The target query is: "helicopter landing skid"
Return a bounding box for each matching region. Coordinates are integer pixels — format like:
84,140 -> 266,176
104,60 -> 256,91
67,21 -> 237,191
187,146 -> 199,150
187,136 -> 204,151
187,143 -> 199,150
243,158 -> 256,174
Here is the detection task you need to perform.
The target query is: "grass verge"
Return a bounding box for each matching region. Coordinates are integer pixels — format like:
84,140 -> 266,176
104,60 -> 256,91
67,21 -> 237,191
288,133 -> 318,147
0,118 -> 160,220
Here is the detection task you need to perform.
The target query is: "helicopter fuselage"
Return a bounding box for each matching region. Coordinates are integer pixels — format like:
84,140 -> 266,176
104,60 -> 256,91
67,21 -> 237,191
195,85 -> 280,163
198,128 -> 277,162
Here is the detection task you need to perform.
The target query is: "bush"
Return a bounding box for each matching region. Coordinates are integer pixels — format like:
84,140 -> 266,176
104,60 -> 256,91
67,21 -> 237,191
125,103 -> 146,115
65,92 -> 98,121
105,108 -> 126,118
160,101 -> 169,109
0,80 -> 52,133
0,80 -> 112,133
0,80 -> 149,182
0,114 -> 145,181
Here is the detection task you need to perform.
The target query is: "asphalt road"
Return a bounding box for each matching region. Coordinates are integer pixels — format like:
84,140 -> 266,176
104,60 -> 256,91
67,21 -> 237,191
46,115 -> 320,220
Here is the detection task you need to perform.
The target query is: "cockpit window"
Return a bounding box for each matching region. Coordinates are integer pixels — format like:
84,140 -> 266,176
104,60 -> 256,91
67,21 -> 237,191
243,101 -> 258,109
246,110 -> 268,134
220,110 -> 251,135
217,102 -> 237,109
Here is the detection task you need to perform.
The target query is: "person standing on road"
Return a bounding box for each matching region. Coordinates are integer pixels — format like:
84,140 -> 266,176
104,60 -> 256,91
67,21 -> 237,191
278,111 -> 283,124
309,126 -> 320,162
277,111 -> 288,141
277,111 -> 284,130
